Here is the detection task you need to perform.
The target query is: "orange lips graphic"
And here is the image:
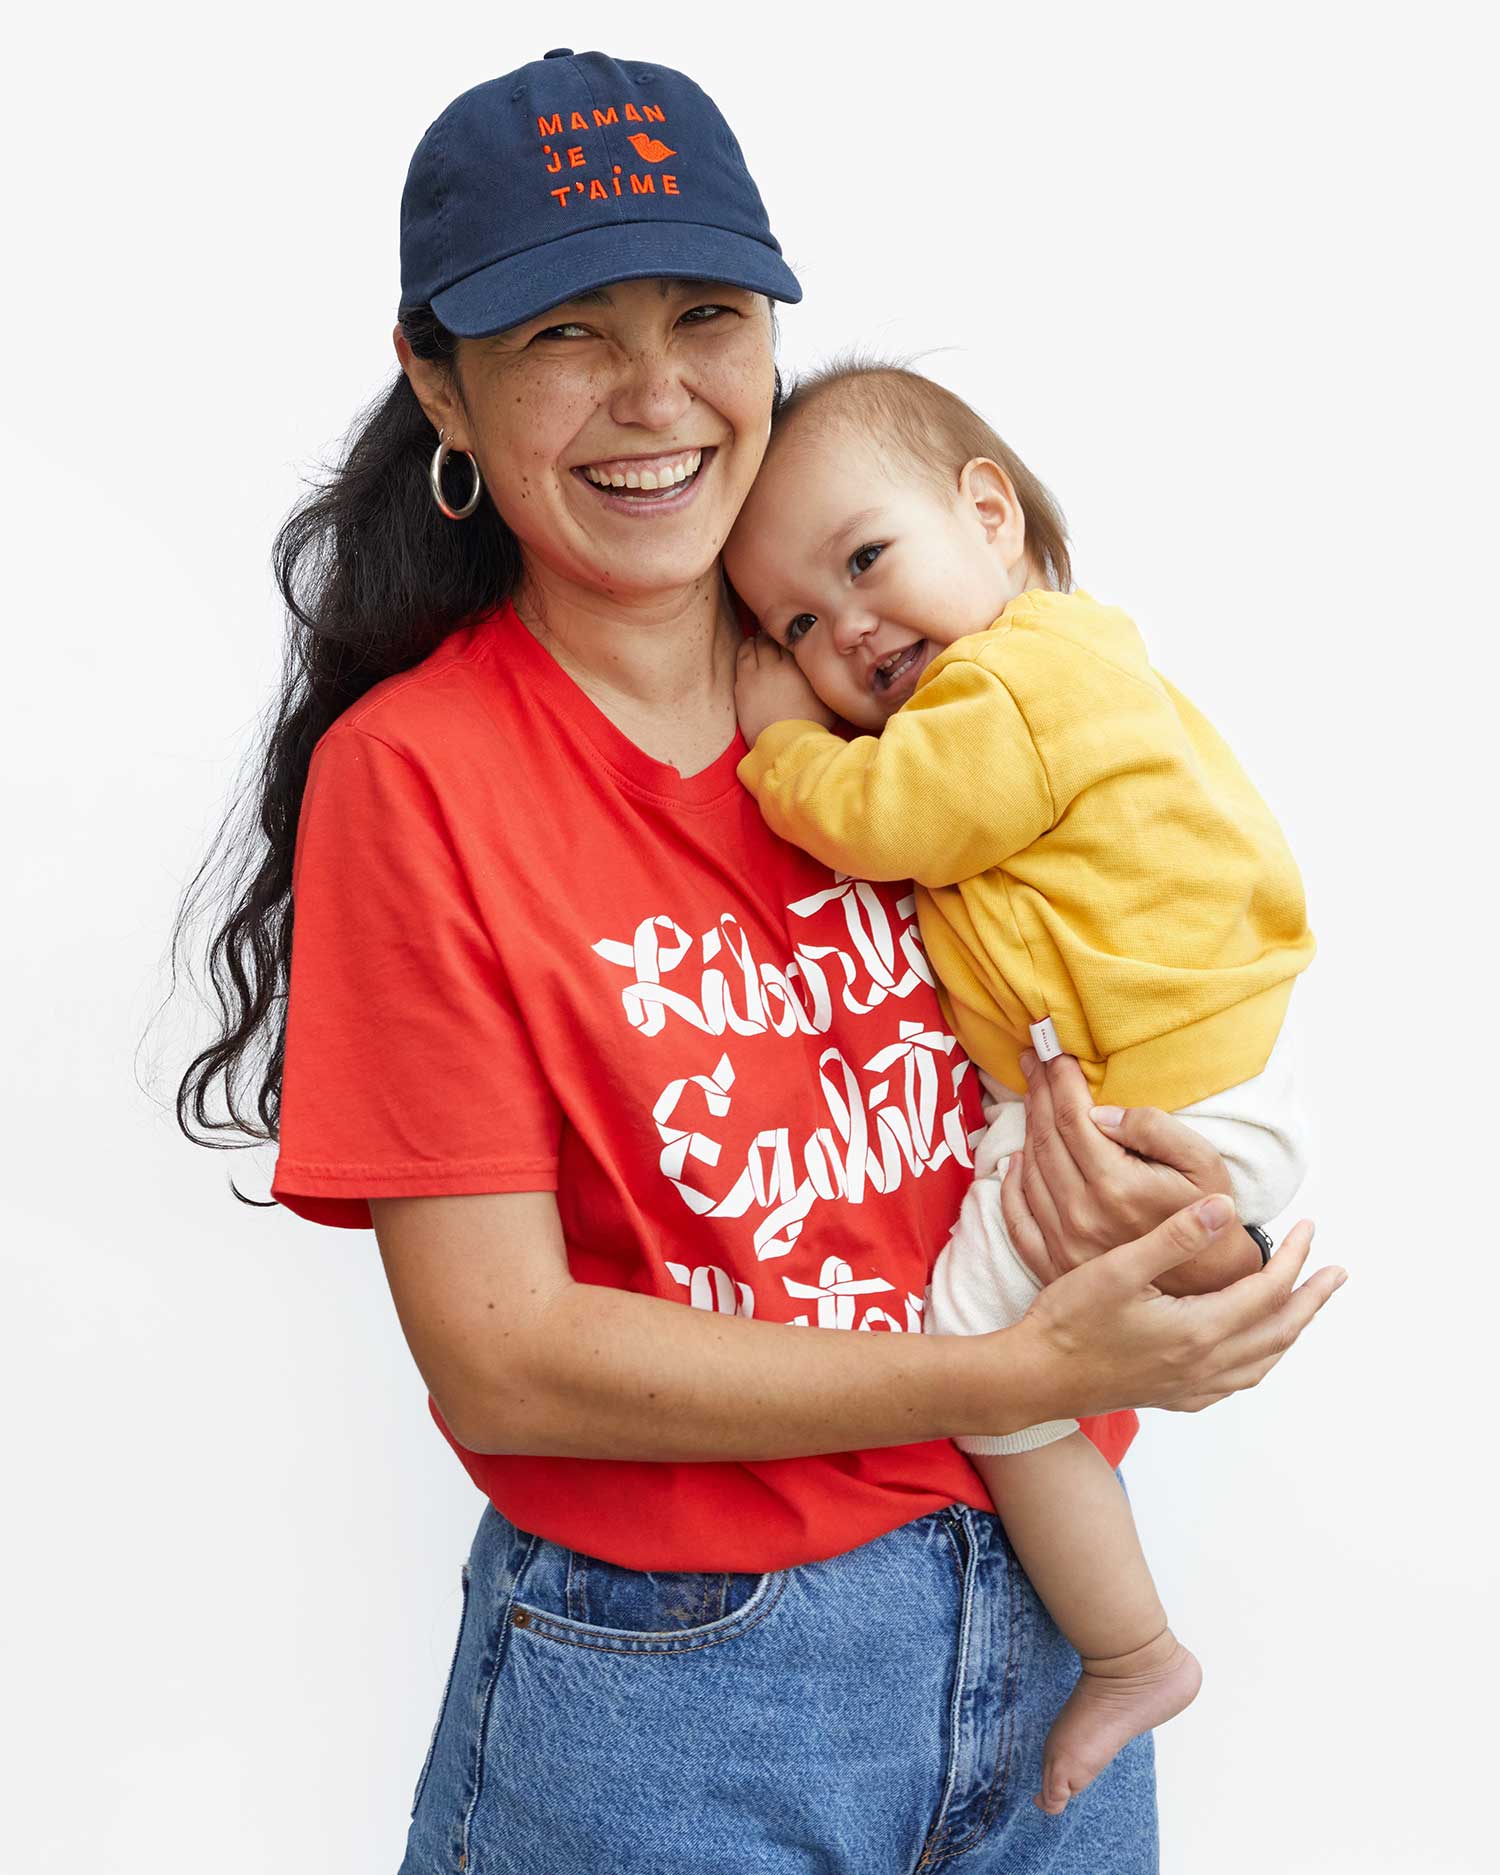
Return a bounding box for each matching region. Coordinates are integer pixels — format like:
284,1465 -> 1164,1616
627,133 -> 676,162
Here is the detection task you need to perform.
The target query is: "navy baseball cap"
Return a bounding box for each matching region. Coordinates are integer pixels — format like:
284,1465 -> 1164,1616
399,50 -> 802,338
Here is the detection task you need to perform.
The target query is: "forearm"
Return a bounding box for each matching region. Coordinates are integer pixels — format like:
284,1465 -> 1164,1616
449,1279 -> 1052,1460
740,723 -> 916,882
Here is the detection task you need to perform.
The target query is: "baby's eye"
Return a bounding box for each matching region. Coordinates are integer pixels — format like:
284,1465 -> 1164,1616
850,543 -> 885,575
784,614 -> 817,645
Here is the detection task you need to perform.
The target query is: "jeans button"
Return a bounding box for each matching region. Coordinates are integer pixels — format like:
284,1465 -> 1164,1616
511,1606 -> 531,1628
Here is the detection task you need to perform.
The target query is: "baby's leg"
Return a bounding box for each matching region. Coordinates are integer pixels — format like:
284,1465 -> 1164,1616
971,1437 -> 1201,1815
929,1093 -> 1199,1813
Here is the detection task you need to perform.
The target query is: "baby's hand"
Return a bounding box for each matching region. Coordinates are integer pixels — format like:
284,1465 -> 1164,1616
735,635 -> 835,745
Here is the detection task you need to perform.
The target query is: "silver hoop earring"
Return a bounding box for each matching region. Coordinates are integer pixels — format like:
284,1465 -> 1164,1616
429,429 -> 483,521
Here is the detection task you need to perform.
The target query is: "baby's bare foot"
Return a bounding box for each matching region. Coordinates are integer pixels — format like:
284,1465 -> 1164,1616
1037,1630 -> 1201,1816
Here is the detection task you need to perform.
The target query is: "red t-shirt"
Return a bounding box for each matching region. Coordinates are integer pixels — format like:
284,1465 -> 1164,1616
272,603 -> 1135,1569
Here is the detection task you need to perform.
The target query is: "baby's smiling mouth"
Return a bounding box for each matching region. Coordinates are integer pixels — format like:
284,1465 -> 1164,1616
871,641 -> 927,693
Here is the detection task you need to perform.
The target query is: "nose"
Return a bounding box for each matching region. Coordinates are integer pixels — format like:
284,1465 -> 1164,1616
832,609 -> 878,655
608,346 -> 694,433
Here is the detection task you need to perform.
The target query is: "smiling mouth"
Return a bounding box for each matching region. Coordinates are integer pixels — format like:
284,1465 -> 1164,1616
871,642 -> 927,693
574,447 -> 710,500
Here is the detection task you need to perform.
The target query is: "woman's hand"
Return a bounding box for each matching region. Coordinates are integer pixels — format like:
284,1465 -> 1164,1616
1006,1194 -> 1345,1425
1002,1052 -> 1258,1295
735,635 -> 835,745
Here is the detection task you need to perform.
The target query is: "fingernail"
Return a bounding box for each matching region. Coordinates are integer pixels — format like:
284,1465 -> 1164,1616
1196,1194 -> 1234,1231
1090,1105 -> 1125,1128
1333,1269 -> 1348,1289
1020,1050 -> 1037,1077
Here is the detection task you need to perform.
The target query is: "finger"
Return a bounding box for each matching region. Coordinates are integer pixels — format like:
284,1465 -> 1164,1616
1088,1102 -> 1225,1187
1001,1152 -> 1057,1285
1040,1053 -> 1122,1182
1216,1237 -> 1347,1365
1208,1217 -> 1318,1322
1018,1128 -> 1070,1261
1185,1223 -> 1346,1372
1117,1193 -> 1243,1287
1020,1054 -> 1100,1231
1018,1050 -> 1077,1181
1186,1261 -> 1345,1398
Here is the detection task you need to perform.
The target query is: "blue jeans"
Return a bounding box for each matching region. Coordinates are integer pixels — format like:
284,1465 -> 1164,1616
400,1500 -> 1158,1873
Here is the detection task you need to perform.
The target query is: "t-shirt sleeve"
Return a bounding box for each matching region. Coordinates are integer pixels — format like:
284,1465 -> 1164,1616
271,723 -> 562,1229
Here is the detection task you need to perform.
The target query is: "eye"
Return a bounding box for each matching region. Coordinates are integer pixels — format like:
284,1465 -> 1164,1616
679,303 -> 732,326
784,614 -> 817,645
532,321 -> 593,342
850,543 -> 885,576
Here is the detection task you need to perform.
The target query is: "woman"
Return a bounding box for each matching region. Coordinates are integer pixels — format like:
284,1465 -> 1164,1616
179,50 -> 1341,1873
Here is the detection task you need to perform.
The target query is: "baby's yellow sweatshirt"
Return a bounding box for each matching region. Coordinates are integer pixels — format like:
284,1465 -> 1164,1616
738,589 -> 1315,1110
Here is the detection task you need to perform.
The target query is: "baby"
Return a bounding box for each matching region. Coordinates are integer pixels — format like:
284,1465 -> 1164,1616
727,363 -> 1314,1815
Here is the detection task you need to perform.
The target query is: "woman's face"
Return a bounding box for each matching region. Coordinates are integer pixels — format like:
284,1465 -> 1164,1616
403,279 -> 776,602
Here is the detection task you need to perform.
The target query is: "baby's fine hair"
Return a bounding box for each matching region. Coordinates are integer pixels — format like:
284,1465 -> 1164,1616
772,360 -> 1072,593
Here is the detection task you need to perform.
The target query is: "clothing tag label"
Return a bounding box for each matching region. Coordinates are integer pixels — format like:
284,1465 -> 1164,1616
1029,1016 -> 1063,1062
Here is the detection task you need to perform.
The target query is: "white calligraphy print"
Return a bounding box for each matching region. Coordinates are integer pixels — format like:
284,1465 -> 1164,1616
591,879 -> 933,1040
658,1259 -> 927,1334
650,1033 -> 974,1260
594,879 -> 979,1296
663,1262 -> 756,1317
782,1260 -> 927,1333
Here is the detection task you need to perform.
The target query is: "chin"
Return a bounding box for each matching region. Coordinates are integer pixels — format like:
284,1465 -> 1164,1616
588,539 -> 727,598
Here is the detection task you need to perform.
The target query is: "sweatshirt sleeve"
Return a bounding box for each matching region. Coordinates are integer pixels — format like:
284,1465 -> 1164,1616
736,657 -> 1057,887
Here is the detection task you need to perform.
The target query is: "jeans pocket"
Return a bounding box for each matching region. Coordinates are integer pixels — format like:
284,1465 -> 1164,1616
410,1562 -> 471,1819
513,1548 -> 784,1655
567,1554 -> 765,1631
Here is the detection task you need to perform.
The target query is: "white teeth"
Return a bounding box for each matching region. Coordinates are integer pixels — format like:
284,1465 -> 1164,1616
874,644 -> 921,688
581,448 -> 704,490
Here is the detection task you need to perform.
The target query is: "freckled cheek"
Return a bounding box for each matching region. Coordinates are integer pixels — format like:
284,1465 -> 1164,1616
501,415 -> 577,509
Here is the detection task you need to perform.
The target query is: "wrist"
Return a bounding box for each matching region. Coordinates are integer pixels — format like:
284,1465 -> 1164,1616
942,1319 -> 1058,1439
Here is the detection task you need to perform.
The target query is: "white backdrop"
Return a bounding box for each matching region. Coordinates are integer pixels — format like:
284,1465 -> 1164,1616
4,3 -> 1496,1869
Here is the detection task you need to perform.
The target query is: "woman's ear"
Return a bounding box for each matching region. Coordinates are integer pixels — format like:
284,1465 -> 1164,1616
393,324 -> 472,452
958,457 -> 1028,570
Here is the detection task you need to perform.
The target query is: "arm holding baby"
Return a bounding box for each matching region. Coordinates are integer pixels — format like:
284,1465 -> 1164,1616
736,642 -> 1056,886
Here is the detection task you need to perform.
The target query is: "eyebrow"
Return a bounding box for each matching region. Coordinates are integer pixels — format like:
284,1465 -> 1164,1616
819,507 -> 884,557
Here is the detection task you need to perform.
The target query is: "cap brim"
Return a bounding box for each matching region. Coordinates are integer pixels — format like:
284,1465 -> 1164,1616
429,219 -> 802,338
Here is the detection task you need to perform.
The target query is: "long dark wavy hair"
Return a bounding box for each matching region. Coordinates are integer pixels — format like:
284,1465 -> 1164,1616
171,301 -> 783,1201
170,305 -> 523,1193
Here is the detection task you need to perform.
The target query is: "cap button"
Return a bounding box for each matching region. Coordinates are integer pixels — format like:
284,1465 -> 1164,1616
543,48 -> 573,59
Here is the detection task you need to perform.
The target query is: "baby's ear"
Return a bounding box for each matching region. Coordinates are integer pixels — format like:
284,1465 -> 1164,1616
959,458 -> 1028,562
